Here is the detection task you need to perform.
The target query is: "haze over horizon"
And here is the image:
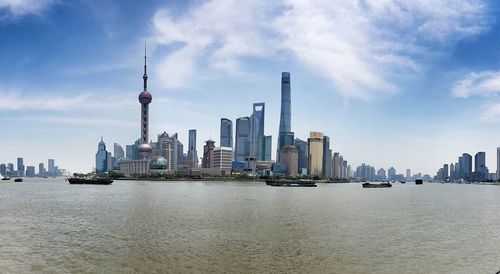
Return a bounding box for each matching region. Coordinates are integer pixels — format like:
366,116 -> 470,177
2,0 -> 500,174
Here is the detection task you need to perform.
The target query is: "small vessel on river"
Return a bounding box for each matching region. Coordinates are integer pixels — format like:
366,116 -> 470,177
14,178 -> 23,182
362,182 -> 392,188
67,177 -> 113,185
266,179 -> 317,187
1,177 -> 10,181
415,179 -> 423,185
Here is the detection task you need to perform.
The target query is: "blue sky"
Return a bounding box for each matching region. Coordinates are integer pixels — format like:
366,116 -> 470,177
2,0 -> 500,175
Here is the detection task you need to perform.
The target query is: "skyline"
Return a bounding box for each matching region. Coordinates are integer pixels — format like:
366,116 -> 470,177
2,1 -> 500,174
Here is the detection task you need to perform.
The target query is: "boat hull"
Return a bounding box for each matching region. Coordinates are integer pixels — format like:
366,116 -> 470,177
266,179 -> 317,187
68,178 -> 113,185
362,183 -> 392,188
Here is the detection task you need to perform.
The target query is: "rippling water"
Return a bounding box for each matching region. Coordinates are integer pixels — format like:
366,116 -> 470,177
1,178 -> 500,273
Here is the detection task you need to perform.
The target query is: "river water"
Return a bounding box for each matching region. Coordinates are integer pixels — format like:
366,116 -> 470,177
1,178 -> 499,273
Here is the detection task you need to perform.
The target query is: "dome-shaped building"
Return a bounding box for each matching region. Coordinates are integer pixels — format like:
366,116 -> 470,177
113,157 -> 127,170
150,156 -> 168,170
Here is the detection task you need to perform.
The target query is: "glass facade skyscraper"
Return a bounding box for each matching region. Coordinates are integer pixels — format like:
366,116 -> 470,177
95,138 -> 108,173
277,72 -> 292,162
235,117 -> 251,162
257,135 -> 272,161
322,136 -> 331,177
17,157 -> 24,177
295,138 -> 308,173
220,118 -> 233,148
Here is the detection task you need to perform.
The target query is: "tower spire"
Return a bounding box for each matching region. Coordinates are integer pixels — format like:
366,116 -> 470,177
143,43 -> 148,91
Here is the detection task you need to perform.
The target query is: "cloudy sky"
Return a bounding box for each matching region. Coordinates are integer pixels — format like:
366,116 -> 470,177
1,0 -> 500,175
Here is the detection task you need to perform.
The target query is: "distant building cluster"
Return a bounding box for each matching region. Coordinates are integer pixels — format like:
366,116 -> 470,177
353,164 -> 431,182
434,150 -> 498,182
0,157 -> 65,178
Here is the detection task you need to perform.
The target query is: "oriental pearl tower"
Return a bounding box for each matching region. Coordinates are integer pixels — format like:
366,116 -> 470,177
137,45 -> 153,159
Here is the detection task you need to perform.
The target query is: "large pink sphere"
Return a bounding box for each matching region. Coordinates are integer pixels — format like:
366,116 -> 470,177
139,91 -> 152,104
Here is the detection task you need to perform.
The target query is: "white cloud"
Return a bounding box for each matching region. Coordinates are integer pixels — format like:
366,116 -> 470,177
452,71 -> 500,98
149,0 -> 489,100
0,90 -> 136,110
0,0 -> 54,17
12,115 -> 137,128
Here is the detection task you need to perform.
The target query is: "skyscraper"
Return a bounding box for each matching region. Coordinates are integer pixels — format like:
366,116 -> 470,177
388,167 -> 396,181
322,136 -> 331,177
220,118 -> 233,148
257,135 -> 272,161
277,72 -> 292,162
279,145 -> 298,176
252,103 -> 265,136
475,152 -> 487,181
308,131 -> 323,176
202,139 -> 216,168
497,147 -> 500,180
332,152 -> 340,178
137,45 -> 153,160
187,129 -> 199,168
38,163 -> 45,177
17,157 -> 24,177
442,164 -> 449,179
295,138 -> 308,174
406,169 -> 411,180
48,159 -> 55,175
251,103 -> 265,159
114,143 -> 125,159
95,137 -> 108,173
235,117 -> 251,162
461,153 -> 472,180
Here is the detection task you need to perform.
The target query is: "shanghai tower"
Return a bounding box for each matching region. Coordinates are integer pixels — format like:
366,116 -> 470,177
277,72 -> 293,162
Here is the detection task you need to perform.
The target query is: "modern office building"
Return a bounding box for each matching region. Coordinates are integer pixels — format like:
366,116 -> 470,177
48,159 -> 55,175
95,137 -> 108,173
213,147 -> 233,174
497,147 -> 500,180
152,132 -> 174,171
277,72 -> 292,162
38,163 -> 45,177
376,168 -> 387,181
202,139 -> 216,168
17,157 -> 24,177
308,132 -> 324,176
137,46 -> 153,160
442,164 -> 449,179
332,152 -> 340,178
186,129 -> 199,168
252,102 -> 265,136
406,169 -> 411,180
388,167 -> 396,181
235,116 -> 251,162
322,136 -> 331,178
250,103 -> 266,159
220,118 -> 233,149
257,135 -> 272,161
114,143 -> 125,159
279,145 -> 298,176
461,153 -> 473,180
26,166 -> 35,177
295,138 -> 308,174
475,152 -> 487,181
0,163 -> 6,176
450,163 -> 455,179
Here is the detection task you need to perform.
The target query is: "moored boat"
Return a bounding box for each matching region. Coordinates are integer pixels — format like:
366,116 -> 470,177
68,177 -> 113,185
266,179 -> 317,187
1,177 -> 11,181
14,178 -> 23,182
415,179 -> 423,185
362,182 -> 392,188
